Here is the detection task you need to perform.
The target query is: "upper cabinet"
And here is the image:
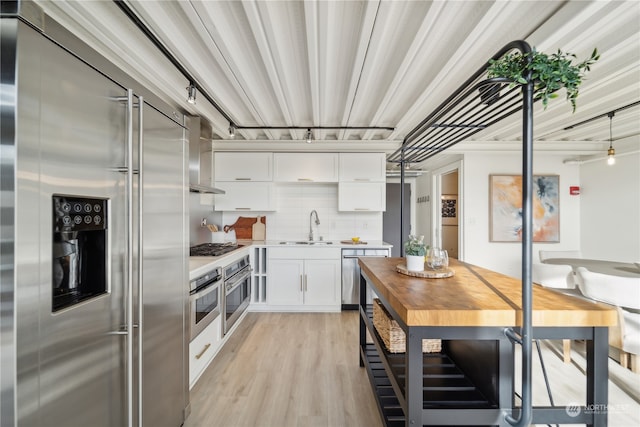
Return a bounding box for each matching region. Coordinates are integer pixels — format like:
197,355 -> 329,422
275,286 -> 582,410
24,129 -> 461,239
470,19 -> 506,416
213,182 -> 274,211
273,153 -> 338,183
338,182 -> 386,212
338,153 -> 386,182
215,152 -> 273,182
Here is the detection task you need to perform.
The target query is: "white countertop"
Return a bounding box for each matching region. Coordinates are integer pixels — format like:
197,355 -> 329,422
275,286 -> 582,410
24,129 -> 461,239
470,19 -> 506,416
189,240 -> 393,280
260,239 -> 392,248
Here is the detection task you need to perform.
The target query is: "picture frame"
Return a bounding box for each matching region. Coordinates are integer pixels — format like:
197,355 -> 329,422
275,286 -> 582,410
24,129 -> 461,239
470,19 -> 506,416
489,174 -> 559,242
441,195 -> 458,226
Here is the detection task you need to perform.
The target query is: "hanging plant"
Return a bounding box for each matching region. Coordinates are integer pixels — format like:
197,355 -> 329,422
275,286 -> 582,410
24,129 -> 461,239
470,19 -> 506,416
487,48 -> 600,112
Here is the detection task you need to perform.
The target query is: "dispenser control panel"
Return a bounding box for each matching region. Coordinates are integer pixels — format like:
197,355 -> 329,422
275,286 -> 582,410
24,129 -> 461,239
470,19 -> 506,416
53,195 -> 108,232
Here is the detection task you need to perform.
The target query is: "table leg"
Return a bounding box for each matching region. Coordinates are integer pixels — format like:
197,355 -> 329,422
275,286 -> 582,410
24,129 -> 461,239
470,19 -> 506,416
359,273 -> 366,367
406,329 -> 422,427
586,327 -> 608,427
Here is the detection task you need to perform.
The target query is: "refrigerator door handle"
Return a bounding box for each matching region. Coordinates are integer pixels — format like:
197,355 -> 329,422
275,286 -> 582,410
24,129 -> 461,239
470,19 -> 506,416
136,95 -> 144,427
125,89 -> 134,427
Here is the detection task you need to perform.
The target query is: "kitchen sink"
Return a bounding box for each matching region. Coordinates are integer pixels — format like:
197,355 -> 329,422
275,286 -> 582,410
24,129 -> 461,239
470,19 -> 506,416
278,241 -> 333,245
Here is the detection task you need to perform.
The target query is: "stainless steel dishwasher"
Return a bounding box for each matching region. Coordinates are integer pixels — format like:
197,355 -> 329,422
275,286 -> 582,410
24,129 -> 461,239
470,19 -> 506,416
341,248 -> 390,310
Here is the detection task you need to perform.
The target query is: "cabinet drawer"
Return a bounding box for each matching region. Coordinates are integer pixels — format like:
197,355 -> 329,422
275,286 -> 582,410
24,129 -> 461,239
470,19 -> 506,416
189,315 -> 221,388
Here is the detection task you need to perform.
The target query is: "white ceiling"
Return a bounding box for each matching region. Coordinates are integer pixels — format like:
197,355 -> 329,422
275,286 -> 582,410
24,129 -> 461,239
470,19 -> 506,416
36,0 -> 640,161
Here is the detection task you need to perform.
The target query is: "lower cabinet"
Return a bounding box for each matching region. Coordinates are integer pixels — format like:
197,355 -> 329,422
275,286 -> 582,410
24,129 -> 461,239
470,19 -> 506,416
189,315 -> 221,388
267,248 -> 341,311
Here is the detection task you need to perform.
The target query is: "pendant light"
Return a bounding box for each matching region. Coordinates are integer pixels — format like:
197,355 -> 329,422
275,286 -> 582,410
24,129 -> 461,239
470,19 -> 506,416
607,112 -> 615,166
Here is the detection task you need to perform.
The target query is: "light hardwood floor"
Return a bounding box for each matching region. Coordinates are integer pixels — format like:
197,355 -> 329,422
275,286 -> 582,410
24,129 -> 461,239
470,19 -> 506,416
185,312 -> 639,427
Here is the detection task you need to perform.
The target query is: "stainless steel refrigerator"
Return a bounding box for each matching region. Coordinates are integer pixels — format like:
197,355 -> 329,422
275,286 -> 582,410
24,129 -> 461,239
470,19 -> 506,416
1,6 -> 188,427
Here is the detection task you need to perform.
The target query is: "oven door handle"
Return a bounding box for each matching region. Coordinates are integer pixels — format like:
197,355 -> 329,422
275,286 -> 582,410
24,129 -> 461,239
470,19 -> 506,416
191,281 -> 221,300
226,269 -> 251,293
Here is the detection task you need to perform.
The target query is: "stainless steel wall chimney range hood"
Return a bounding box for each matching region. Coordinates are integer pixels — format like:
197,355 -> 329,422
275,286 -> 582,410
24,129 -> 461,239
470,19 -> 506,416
188,117 -> 225,194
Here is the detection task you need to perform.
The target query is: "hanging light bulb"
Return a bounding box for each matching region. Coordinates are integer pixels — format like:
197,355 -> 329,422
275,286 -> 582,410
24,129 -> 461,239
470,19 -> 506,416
305,129 -> 313,144
186,83 -> 197,104
228,124 -> 236,138
607,112 -> 615,166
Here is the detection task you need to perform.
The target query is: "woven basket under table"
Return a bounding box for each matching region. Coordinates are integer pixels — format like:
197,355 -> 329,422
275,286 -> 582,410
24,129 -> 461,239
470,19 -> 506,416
372,298 -> 441,354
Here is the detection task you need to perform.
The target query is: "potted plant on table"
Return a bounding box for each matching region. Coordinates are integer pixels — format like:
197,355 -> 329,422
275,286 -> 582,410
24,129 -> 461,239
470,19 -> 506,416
404,235 -> 428,272
486,47 -> 599,112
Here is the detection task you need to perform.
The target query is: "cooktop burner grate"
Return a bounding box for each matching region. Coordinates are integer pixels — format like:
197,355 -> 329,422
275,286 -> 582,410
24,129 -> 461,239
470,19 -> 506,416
190,243 -> 241,257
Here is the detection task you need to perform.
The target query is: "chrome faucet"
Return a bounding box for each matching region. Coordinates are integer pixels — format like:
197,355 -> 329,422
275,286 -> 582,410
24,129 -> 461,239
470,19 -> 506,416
309,210 -> 320,241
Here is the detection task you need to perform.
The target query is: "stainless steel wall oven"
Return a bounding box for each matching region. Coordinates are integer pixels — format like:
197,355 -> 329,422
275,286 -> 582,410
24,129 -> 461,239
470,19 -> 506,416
189,267 -> 222,340
223,255 -> 251,335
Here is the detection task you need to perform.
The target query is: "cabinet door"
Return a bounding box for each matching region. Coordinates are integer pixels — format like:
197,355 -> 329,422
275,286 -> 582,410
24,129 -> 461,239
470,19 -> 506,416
267,259 -> 304,305
303,259 -> 340,306
338,182 -> 386,211
215,152 -> 273,181
214,182 -> 274,211
339,153 -> 386,182
273,153 -> 338,182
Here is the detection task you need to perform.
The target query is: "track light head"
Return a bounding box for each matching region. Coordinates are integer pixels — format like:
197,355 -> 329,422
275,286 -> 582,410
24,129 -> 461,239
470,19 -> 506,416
229,124 -> 236,138
305,129 -> 313,144
186,83 -> 197,104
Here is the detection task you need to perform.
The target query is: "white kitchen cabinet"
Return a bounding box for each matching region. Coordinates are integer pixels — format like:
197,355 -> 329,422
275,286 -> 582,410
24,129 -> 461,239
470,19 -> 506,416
267,259 -> 304,306
273,153 -> 338,182
338,182 -> 386,211
213,181 -> 275,211
339,152 -> 386,182
189,315 -> 221,388
267,247 -> 340,311
214,152 -> 273,182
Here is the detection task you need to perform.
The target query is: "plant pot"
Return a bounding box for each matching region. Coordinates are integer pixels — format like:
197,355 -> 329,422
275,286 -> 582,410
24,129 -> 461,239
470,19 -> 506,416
405,255 -> 425,272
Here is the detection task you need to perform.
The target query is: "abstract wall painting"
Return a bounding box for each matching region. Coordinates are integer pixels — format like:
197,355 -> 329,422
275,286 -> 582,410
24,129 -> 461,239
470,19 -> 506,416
489,175 -> 560,242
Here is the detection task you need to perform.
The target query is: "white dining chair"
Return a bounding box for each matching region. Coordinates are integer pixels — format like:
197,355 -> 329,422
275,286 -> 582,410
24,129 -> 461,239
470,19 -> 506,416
575,267 -> 640,372
538,250 -> 582,262
533,250 -> 583,363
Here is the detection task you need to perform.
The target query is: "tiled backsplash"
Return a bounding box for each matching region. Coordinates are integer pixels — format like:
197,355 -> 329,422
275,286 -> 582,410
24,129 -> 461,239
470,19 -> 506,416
220,183 -> 383,242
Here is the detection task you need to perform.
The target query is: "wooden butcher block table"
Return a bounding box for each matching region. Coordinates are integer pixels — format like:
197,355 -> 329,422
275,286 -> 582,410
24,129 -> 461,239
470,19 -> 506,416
357,257 -> 617,427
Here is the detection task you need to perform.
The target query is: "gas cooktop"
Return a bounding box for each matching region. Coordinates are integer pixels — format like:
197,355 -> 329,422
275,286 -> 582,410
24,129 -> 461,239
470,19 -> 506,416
189,243 -> 242,257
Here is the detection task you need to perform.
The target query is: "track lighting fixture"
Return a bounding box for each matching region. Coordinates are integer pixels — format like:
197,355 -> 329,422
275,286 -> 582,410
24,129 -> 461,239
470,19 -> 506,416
607,112 -> 615,166
228,124 -> 236,138
186,83 -> 197,104
305,129 -> 313,144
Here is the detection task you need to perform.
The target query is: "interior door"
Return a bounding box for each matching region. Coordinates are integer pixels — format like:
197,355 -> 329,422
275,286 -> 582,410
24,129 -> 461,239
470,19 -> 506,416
383,183 -> 411,257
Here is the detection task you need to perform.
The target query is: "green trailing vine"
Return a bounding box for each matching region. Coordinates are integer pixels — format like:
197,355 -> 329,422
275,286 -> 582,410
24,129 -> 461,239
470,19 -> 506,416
487,48 -> 600,112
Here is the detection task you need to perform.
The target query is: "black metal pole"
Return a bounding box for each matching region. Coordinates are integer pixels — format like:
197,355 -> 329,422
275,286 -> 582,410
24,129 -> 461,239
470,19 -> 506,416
400,147 -> 406,256
506,64 -> 534,427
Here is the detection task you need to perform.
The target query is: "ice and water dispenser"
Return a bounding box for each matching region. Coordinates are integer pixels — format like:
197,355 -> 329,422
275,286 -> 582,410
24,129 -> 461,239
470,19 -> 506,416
52,195 -> 108,312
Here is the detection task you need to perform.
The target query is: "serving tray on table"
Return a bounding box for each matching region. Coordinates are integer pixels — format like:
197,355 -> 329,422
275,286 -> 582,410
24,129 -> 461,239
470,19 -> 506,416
396,263 -> 454,278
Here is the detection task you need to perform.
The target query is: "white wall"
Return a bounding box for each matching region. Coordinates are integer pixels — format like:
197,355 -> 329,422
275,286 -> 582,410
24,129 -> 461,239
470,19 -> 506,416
415,173 -> 432,243
579,151 -> 640,262
462,152 -> 581,278
221,183 -> 383,242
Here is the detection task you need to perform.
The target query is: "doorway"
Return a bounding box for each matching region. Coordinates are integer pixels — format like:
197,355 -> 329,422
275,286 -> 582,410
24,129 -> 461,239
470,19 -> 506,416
383,182 -> 411,257
433,161 -> 463,260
